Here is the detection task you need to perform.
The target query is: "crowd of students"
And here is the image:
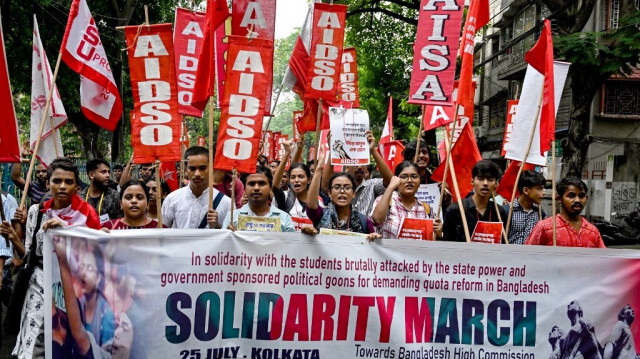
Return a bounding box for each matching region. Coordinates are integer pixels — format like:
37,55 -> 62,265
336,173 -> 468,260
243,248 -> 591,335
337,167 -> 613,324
0,131 -> 606,358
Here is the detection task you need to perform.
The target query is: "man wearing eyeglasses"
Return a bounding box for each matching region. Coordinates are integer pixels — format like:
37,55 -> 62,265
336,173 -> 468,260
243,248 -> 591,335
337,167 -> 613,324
525,177 -> 604,247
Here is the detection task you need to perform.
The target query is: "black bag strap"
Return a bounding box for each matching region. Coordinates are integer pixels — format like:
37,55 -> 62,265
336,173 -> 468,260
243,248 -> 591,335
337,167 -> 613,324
198,191 -> 225,229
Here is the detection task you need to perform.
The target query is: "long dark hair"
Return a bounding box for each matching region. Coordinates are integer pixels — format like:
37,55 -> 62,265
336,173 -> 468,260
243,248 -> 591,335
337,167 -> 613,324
289,163 -> 311,180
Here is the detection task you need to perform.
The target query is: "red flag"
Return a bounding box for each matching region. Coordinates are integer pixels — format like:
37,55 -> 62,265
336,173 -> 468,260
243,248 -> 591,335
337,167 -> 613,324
173,8 -> 207,117
308,145 -> 316,162
431,123 -> 482,201
0,13 -> 20,162
501,100 -> 518,156
456,0 -> 489,121
282,2 -> 316,97
262,130 -> 274,160
191,0 -> 230,111
525,19 -> 555,154
272,132 -> 281,161
380,97 -> 393,144
60,0 -> 122,131
214,36 -> 273,173
496,161 -> 536,201
293,111 -> 303,142
160,162 -> 180,192
337,48 -> 360,107
125,24 -> 182,163
304,3 -> 347,100
381,140 -> 405,173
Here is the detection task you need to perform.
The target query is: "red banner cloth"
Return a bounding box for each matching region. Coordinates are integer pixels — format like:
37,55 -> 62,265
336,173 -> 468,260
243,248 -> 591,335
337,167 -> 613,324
293,111 -> 303,142
125,24 -> 182,163
456,0 -> 489,121
262,130 -> 273,161
381,140 -> 405,174
232,0 -> 275,115
214,16 -> 231,108
192,0 -> 230,111
495,161 -> 536,201
409,0 -> 464,106
60,0 -> 122,131
431,123 -> 482,201
173,8 -> 207,117
525,19 -> 555,154
471,221 -> 502,244
398,218 -> 434,241
337,48 -> 360,107
423,80 -> 475,132
214,36 -> 273,173
0,16 -> 21,162
160,162 -> 180,192
304,3 -> 347,100
272,132 -> 281,161
501,100 -> 518,156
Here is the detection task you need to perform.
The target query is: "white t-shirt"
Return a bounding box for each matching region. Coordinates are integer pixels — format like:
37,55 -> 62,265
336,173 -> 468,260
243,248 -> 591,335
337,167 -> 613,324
162,186 -> 231,228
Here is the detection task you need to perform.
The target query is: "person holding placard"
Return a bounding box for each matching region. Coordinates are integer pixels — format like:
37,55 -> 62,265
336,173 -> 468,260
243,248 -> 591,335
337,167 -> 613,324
370,161 -> 443,240
525,178 -> 604,248
442,160 -> 507,243
305,149 -> 380,240
222,166 -> 295,232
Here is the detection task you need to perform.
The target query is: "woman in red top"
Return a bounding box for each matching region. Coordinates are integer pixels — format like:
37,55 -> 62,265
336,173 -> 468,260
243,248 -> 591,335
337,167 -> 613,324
102,180 -> 166,230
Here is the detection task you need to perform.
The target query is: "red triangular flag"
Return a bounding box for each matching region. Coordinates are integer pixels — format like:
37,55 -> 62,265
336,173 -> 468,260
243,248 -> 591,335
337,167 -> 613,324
191,0 -> 230,111
496,161 -> 536,201
431,123 -> 482,201
525,19 -> 555,154
381,140 -> 404,173
160,162 -> 180,192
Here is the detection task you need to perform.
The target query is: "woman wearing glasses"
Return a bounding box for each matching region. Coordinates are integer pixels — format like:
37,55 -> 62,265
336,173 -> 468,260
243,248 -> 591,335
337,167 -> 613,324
305,149 -> 380,240
370,161 -> 443,240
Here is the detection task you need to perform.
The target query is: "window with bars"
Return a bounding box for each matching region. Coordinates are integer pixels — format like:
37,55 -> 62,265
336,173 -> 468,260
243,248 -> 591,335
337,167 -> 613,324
609,0 -> 640,29
488,94 -> 508,129
603,81 -> 640,116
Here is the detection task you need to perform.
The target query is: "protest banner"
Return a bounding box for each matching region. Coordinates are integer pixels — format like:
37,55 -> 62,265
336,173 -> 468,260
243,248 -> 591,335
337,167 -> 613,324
329,108 -> 370,166
337,48 -> 360,107
45,228 -> 640,358
174,8 -> 207,117
471,221 -> 503,244
238,215 -> 281,232
272,132 -> 282,161
291,216 -> 314,233
397,218 -> 434,240
214,16 -> 231,107
278,134 -> 289,162
214,36 -> 273,173
262,130 -> 274,160
415,183 -> 441,219
409,0 -> 463,106
304,3 -> 347,100
125,23 -> 182,163
293,111 -> 303,142
381,140 -> 405,173
0,12 -> 20,163
501,100 -> 518,156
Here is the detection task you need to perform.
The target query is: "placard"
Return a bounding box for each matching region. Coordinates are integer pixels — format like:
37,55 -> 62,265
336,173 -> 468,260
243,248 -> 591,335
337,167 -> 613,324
238,215 -> 281,232
329,108 -> 370,166
471,221 -> 503,244
397,218 -> 434,240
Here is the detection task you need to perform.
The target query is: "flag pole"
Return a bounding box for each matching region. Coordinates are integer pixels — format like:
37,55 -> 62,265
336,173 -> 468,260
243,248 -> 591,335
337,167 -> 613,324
505,87 -> 545,238
492,192 -> 509,244
0,177 -> 8,246
208,96 -> 215,210
552,140 -> 557,246
314,99 -> 323,161
414,106 -> 425,163
230,169 -> 236,224
155,159 -> 163,228
49,117 -> 61,158
19,52 -> 63,210
442,128 -> 471,242
436,104 -> 460,219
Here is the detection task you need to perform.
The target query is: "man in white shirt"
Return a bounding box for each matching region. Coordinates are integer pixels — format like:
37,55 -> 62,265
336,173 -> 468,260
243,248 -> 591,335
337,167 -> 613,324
162,146 -> 231,229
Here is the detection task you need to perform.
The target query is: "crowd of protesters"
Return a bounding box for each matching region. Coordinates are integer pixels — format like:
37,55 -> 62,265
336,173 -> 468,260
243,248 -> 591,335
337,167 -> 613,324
0,130 -> 607,359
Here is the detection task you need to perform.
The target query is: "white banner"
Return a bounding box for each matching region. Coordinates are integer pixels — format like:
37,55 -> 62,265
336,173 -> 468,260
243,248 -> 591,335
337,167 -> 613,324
45,228 -> 640,359
329,107 -> 370,166
416,183 -> 442,220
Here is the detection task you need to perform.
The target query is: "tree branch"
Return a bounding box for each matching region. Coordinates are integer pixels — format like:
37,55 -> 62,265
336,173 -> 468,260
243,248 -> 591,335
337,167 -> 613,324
347,7 -> 417,25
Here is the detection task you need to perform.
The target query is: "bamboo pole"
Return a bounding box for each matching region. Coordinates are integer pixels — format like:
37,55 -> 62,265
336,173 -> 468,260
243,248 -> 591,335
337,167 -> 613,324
414,105 -> 425,163
443,130 -> 471,243
436,104 -> 460,219
19,52 -> 63,210
155,159 -> 162,228
314,99 -> 323,161
552,140 -> 557,246
492,192 -> 509,244
208,96 -> 215,210
230,169 -> 237,223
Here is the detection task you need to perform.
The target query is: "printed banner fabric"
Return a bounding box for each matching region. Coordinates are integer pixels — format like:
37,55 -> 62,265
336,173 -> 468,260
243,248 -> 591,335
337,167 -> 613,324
214,36 -> 273,173
501,100 -> 518,156
125,24 -> 182,163
0,15 -> 19,162
45,228 -> 640,358
232,0 -> 275,114
262,130 -> 274,160
337,48 -> 360,107
174,8 -> 207,117
381,140 -> 405,173
215,16 -> 231,107
60,0 -> 122,131
409,0 -> 464,106
423,80 -> 475,132
329,107 -> 370,166
304,3 -> 347,100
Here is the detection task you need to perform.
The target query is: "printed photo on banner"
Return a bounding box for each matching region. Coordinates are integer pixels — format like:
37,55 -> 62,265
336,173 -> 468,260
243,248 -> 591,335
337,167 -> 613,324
329,107 -> 370,166
238,215 -> 281,232
397,218 -> 434,240
415,183 -> 442,220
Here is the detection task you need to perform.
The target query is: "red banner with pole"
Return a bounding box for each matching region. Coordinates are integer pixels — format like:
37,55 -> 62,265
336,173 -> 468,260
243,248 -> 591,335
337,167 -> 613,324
304,3 -> 347,100
214,16 -> 231,108
173,8 -> 207,117
501,100 -> 518,156
337,48 -> 360,107
408,0 -> 464,106
214,36 -> 273,173
0,14 -> 20,162
125,24 -> 182,163
293,111 -> 303,142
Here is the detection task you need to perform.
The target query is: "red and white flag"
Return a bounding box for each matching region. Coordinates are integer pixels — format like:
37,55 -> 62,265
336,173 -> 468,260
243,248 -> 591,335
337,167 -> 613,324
456,0 -> 489,121
501,100 -> 518,156
337,48 -> 360,107
44,194 -> 100,230
525,19 -> 555,154
125,24 -> 182,164
60,0 -> 122,131
173,8 -> 207,117
496,161 -> 536,201
380,97 -> 393,145
409,0 -> 464,106
31,16 -> 66,166
192,0 -> 231,111
214,36 -> 273,173
282,0 -> 318,97
0,13 -> 20,162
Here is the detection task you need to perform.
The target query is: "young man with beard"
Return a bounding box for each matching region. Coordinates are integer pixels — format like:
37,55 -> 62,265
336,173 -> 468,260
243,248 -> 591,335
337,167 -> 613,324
79,159 -> 122,223
162,146 -> 231,229
442,160 -> 507,242
505,170 -> 547,244
223,166 -> 294,232
11,162 -> 49,205
525,177 -> 604,247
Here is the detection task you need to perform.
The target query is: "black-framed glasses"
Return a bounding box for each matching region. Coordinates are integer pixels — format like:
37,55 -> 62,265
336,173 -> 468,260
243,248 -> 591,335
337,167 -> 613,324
331,185 -> 353,193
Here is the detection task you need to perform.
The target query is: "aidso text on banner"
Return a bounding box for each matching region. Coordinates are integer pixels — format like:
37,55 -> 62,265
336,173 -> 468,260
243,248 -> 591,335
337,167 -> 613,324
173,8 -> 207,117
